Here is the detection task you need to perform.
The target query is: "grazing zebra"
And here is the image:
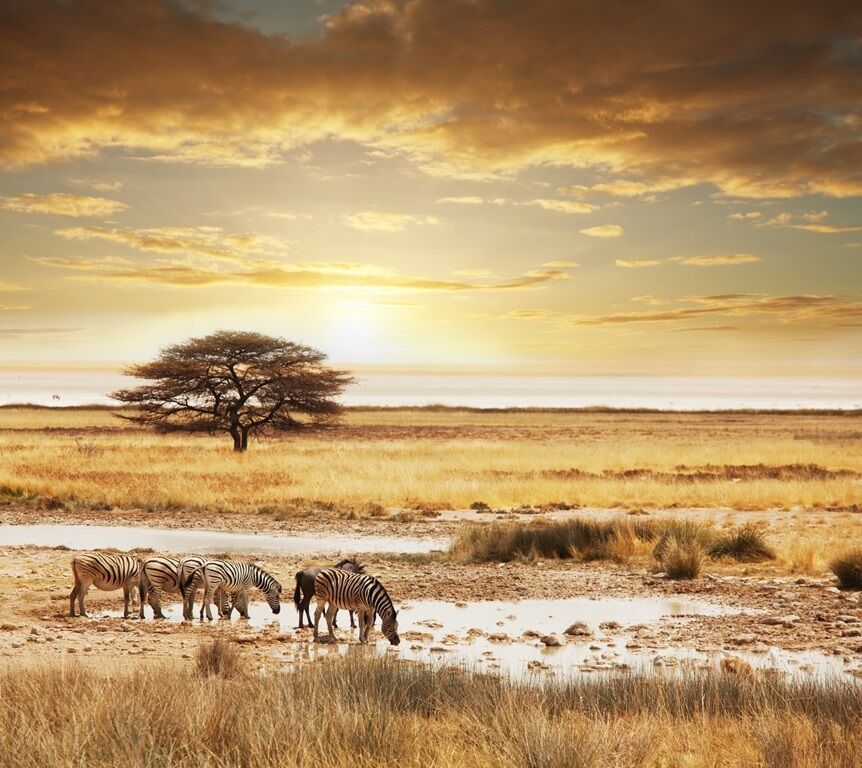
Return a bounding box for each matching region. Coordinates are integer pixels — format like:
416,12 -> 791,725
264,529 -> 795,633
293,558 -> 366,629
193,560 -> 282,621
313,569 -> 400,645
69,553 -> 141,618
175,555 -> 236,620
139,556 -> 230,619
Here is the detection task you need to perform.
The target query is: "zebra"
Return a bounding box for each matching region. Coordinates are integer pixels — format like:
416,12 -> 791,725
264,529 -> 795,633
293,558 -> 367,629
313,569 -> 400,645
139,556 -> 230,619
69,553 -> 141,618
175,555 -> 236,621
193,560 -> 282,621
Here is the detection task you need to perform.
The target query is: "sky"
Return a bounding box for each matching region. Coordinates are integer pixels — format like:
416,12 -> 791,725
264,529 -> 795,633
0,0 -> 860,376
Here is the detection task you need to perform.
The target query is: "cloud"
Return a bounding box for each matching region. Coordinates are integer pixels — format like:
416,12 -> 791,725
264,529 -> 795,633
680,253 -> 761,266
36,253 -> 572,293
568,295 -> 862,326
0,282 -> 27,292
437,196 -> 485,205
581,225 -> 623,238
522,199 -> 598,214
0,193 -> 126,217
0,327 -> 85,339
542,260 -> 579,268
616,258 -> 660,268
68,178 -> 124,192
54,225 -> 281,262
1,1 -> 859,198
562,178 -> 694,198
631,295 -> 669,305
733,210 -> 862,234
343,211 -> 439,232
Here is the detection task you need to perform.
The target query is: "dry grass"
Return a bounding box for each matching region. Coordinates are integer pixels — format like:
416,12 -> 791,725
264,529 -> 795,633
708,522 -> 776,563
0,655 -> 859,768
830,549 -> 862,589
656,537 -> 705,579
195,637 -> 242,678
0,407 -> 859,513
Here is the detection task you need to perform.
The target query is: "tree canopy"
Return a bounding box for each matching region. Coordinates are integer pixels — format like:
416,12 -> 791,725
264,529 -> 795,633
111,331 -> 353,451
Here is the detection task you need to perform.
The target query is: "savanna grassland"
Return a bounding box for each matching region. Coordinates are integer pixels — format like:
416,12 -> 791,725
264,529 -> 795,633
0,406 -> 859,514
1,406 -> 862,768
2,654 -> 860,768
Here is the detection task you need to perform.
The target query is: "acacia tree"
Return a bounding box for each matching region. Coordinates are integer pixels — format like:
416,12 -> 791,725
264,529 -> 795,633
111,331 -> 353,452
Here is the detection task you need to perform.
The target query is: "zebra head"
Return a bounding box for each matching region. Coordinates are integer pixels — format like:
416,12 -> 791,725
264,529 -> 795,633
254,566 -> 282,614
380,608 -> 400,646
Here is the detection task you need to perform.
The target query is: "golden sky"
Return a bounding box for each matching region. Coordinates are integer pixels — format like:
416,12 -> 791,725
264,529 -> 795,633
0,0 -> 860,375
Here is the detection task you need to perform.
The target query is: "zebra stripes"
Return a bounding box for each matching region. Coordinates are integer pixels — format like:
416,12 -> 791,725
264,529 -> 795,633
313,569 -> 400,645
194,560 -> 282,621
69,553 -> 141,618
139,556 -> 230,619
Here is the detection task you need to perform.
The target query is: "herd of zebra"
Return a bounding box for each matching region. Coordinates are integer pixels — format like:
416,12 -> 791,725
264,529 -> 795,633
68,552 -> 401,645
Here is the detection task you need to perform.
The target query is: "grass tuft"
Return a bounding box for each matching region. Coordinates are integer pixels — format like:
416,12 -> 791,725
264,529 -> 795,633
196,637 -> 242,678
655,536 -> 705,579
708,522 -> 776,562
830,548 -> 862,589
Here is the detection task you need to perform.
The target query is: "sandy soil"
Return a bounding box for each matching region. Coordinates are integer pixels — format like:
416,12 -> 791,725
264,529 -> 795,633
1,537 -> 860,672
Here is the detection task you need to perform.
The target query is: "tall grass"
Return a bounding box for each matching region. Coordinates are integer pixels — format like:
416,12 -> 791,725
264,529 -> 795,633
0,656 -> 859,768
0,407 -> 858,512
708,522 -> 776,562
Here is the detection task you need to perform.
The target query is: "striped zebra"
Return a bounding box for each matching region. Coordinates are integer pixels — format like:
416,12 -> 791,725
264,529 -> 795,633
313,569 -> 400,645
139,556 -> 230,619
69,553 -> 141,618
193,560 -> 281,621
175,556 -> 236,621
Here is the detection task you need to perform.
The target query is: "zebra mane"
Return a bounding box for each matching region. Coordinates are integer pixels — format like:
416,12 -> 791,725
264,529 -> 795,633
334,557 -> 365,572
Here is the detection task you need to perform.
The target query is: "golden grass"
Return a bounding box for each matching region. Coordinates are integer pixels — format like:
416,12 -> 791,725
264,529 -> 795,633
0,407 -> 859,513
0,655 -> 859,768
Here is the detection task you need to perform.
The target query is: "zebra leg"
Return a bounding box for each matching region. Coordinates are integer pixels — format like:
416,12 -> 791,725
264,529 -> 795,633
201,586 -> 214,621
313,601 -> 325,642
123,582 -> 132,618
77,577 -> 92,618
349,609 -> 356,629
183,588 -> 195,621
325,604 -> 338,642
69,572 -> 81,617
357,610 -> 366,643
150,586 -> 165,619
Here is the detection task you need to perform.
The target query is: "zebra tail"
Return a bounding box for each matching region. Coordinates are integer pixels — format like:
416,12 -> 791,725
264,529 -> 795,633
293,571 -> 303,610
138,567 -> 150,606
181,565 -> 204,596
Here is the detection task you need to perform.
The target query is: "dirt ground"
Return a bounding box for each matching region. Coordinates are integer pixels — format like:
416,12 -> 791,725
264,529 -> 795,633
1,506 -> 861,673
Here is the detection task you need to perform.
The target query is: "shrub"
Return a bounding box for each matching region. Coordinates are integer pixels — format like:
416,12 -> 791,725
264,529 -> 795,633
655,536 -> 704,579
708,522 -> 776,562
830,549 -> 862,589
196,637 -> 242,678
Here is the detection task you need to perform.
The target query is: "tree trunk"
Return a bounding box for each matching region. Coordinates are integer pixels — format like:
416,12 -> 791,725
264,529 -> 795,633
241,427 -> 249,451
230,428 -> 244,452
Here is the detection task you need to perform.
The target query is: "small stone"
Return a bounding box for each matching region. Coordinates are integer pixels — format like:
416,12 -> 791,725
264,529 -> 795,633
837,615 -> 860,624
30,627 -> 40,635
842,628 -> 862,638
67,647 -> 77,654
540,634 -> 561,647
600,621 -> 621,630
564,622 -> 591,637
731,634 -> 756,645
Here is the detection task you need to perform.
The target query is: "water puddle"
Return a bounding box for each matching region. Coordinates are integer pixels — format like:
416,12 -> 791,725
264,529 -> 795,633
125,596 -> 860,681
0,524 -> 446,556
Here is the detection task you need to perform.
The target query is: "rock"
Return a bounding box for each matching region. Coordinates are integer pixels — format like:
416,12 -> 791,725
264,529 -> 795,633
837,615 -> 860,624
429,646 -> 449,653
730,634 -> 756,645
522,629 -> 540,638
67,647 -> 77,654
30,627 -> 40,635
841,628 -> 862,638
653,572 -> 668,579
564,622 -> 591,637
600,621 -> 621,630
589,644 -> 601,650
762,615 -> 799,626
625,641 -> 642,649
487,632 -> 509,642
454,601 -> 467,608
540,634 -> 561,647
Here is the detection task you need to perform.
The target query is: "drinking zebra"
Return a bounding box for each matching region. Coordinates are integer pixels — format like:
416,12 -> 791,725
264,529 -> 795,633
293,558 -> 366,629
69,553 -> 141,618
139,556 -> 230,619
193,560 -> 282,621
313,569 -> 400,645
